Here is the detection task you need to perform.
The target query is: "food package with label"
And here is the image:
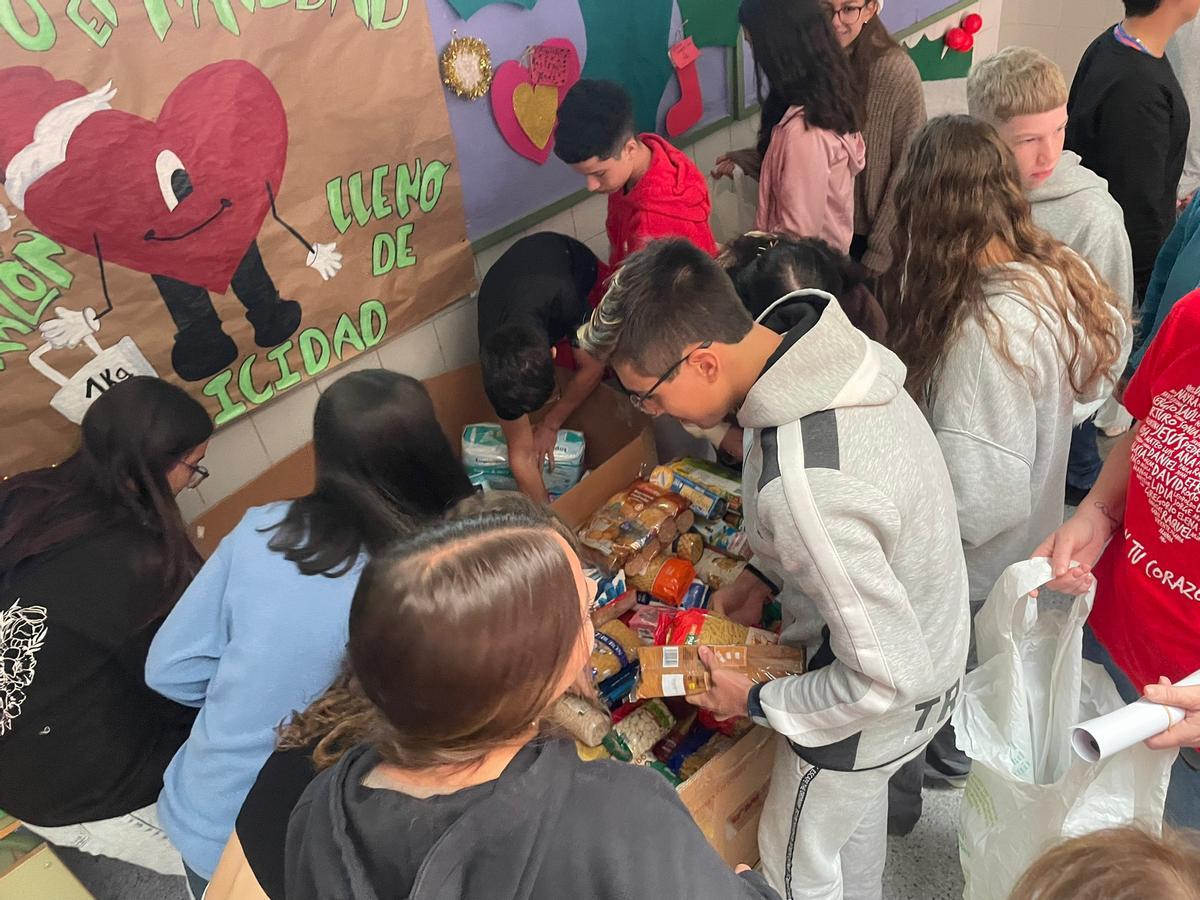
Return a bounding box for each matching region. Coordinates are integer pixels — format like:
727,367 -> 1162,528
694,548 -> 749,590
626,605 -> 680,644
578,480 -> 695,576
590,620 -> 642,683
601,698 -> 675,761
691,518 -> 751,559
635,643 -> 806,699
461,423 -> 586,495
649,458 -> 742,523
659,609 -> 778,647
628,554 -> 696,606
549,695 -> 613,747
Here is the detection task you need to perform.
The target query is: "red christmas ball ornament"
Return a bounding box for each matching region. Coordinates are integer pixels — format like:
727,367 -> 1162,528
945,26 -> 973,52
962,13 -> 984,34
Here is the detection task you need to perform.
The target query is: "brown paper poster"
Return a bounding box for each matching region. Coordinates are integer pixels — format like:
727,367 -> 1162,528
0,0 -> 476,474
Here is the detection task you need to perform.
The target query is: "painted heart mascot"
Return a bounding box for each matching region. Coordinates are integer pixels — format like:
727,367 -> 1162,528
0,61 -> 342,382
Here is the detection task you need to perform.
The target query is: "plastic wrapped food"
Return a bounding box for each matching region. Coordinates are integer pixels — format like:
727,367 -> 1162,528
596,665 -> 639,709
591,589 -> 638,627
635,643 -> 806,699
576,741 -> 611,762
549,695 -> 613,747
461,423 -> 585,495
628,555 -> 697,606
662,609 -> 777,647
694,548 -> 749,589
678,733 -> 735,780
611,480 -> 696,533
691,519 -> 751,559
590,620 -> 641,682
650,459 -> 742,521
673,532 -> 705,564
602,699 -> 675,762
679,580 -> 712,610
626,605 -> 680,644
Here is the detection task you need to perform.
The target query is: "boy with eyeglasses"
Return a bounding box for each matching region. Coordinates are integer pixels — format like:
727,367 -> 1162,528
579,239 -> 970,900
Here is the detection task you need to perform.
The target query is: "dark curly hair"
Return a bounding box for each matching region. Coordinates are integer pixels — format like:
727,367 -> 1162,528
553,79 -> 635,164
739,0 -> 860,156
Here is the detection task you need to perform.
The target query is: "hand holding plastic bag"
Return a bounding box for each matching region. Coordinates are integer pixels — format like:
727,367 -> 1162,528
953,558 -> 1174,900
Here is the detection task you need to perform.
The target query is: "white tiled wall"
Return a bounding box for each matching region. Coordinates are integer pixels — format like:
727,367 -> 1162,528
186,0 -> 1019,521
998,0 -> 1122,84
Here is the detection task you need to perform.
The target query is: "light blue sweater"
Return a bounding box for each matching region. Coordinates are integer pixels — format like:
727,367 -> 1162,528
145,503 -> 362,878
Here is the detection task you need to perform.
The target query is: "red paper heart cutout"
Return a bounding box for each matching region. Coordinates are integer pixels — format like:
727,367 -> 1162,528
21,60 -> 288,294
490,38 -> 580,165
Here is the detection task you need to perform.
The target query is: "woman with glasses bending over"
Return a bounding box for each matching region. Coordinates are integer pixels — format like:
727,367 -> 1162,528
145,370 -> 476,899
0,377 -> 211,876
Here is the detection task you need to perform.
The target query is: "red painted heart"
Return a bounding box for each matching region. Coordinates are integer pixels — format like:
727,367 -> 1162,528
22,60 -> 288,294
490,38 -> 580,165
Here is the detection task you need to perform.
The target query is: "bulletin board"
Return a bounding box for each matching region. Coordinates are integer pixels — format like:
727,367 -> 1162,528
431,0 -> 742,245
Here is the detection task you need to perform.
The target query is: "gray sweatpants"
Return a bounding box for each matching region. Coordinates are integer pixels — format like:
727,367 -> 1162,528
759,735 -> 922,900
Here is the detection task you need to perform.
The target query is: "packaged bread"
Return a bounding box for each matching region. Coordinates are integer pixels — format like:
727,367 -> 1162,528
662,609 -> 777,647
694,548 -> 749,590
610,480 -> 696,532
635,643 -> 806,699
549,695 -> 613,747
602,699 -> 675,761
590,620 -> 641,682
578,509 -> 668,576
628,555 -> 696,606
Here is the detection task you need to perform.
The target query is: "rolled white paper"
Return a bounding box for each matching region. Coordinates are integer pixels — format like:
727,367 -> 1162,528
1072,669 -> 1200,762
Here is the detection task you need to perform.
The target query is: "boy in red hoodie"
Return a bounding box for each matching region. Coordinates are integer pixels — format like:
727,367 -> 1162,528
555,80 -> 718,269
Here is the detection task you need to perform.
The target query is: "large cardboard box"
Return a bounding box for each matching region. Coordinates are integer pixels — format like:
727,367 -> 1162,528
552,420 -> 777,869
189,363 -> 774,868
191,364 -> 654,555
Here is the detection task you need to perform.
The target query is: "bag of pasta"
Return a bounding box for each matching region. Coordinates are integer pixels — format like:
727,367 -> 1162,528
660,609 -> 777,647
590,620 -> 642,683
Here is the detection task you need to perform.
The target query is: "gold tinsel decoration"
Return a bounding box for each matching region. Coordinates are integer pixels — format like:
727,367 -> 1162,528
440,34 -> 494,100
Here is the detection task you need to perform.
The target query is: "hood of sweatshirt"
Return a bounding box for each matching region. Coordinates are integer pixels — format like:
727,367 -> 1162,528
625,132 -> 713,225
287,740 -> 578,900
777,106 -> 867,177
738,289 -> 907,429
1028,151 -> 1111,205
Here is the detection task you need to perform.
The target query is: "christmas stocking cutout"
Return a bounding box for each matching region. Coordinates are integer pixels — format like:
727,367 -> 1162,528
666,37 -> 703,137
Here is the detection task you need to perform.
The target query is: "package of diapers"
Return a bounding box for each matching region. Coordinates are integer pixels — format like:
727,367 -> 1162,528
462,423 -> 585,495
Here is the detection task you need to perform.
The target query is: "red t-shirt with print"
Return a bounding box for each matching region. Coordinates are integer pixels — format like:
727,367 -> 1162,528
1090,290 -> 1200,689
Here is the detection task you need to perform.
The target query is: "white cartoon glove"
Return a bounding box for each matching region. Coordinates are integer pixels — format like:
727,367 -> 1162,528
39,307 -> 100,349
306,242 -> 343,280
0,204 -> 11,232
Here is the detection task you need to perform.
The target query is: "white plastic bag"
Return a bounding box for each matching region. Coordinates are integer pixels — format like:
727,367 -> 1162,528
953,558 -> 1174,900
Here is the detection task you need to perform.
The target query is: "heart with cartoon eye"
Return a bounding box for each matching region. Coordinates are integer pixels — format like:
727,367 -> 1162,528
20,60 -> 288,294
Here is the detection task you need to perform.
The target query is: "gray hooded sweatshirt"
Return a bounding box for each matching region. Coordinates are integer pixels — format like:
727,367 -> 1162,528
928,263 -> 1128,605
1028,151 -> 1133,419
739,292 -> 971,772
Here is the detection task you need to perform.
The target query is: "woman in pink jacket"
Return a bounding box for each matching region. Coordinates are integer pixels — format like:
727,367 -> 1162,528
740,0 -> 866,252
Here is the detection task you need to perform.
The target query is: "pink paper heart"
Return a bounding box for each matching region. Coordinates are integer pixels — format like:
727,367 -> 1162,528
490,38 -> 580,165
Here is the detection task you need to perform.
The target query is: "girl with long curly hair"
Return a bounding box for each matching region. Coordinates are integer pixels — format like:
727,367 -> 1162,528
885,114 -> 1128,811
736,0 -> 865,251
889,115 -> 1127,607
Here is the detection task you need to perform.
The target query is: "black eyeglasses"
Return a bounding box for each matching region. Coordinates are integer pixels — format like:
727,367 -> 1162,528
628,341 -> 713,412
179,459 -> 209,490
823,2 -> 866,24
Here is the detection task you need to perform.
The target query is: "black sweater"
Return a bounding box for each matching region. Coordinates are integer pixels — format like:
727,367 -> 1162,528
286,739 -> 779,900
0,528 -> 196,825
1066,27 -> 1189,301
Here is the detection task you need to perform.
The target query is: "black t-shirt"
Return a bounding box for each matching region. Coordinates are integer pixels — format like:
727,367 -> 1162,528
1066,29 -> 1190,299
476,232 -> 599,349
0,528 -> 197,825
237,743 -> 521,900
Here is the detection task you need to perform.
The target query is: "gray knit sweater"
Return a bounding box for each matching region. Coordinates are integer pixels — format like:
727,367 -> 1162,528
853,48 -> 927,276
